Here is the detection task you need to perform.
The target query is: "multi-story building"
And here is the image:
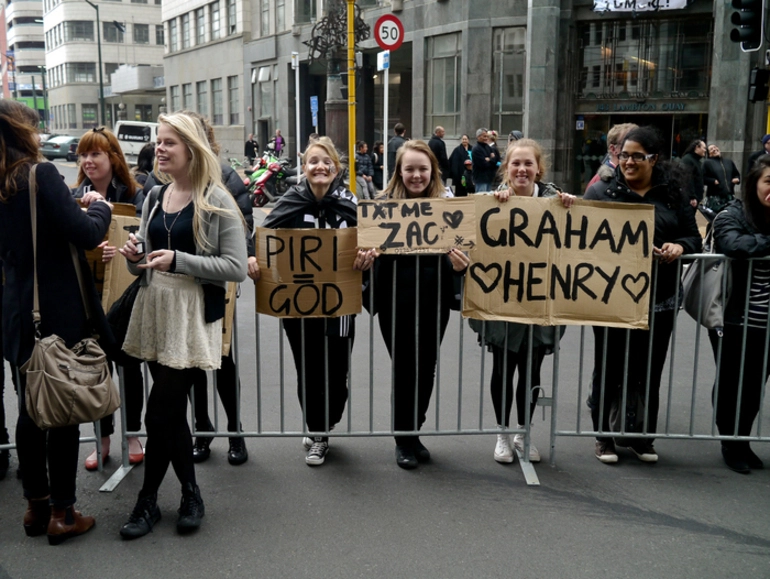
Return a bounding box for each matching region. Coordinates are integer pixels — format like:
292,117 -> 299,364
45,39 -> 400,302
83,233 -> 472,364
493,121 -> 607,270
228,0 -> 766,192
42,0 -> 165,135
161,0 -> 247,158
2,0 -> 47,126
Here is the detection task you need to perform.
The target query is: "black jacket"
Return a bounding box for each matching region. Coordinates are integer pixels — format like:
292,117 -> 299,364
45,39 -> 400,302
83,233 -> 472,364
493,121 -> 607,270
449,145 -> 471,184
244,139 -> 259,159
0,162 -> 112,366
142,163 -> 254,256
386,135 -> 407,179
72,177 -> 145,216
471,141 -> 497,185
355,151 -> 374,177
428,135 -> 450,180
713,200 -> 770,326
584,167 -> 701,306
703,156 -> 740,200
680,152 -> 705,202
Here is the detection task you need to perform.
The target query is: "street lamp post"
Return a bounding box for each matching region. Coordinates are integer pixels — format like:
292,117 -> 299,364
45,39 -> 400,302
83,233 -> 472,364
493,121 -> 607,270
84,0 -> 106,126
38,66 -> 49,133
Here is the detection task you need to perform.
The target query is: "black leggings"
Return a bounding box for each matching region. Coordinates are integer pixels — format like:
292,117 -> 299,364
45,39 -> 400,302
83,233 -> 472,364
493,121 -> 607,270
140,362 -> 197,498
190,348 -> 240,433
489,344 -> 547,428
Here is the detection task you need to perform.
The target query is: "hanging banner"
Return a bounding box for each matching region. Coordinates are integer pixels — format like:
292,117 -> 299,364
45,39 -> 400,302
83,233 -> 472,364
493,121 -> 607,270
255,227 -> 361,318
593,0 -> 688,12
463,196 -> 655,329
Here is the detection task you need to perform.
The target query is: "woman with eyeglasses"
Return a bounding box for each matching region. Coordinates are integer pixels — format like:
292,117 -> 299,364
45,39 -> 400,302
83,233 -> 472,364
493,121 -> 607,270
583,126 -> 701,465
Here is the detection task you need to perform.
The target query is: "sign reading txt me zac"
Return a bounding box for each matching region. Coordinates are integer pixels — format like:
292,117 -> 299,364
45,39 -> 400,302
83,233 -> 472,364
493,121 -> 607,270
463,196 -> 654,329
255,227 -> 361,318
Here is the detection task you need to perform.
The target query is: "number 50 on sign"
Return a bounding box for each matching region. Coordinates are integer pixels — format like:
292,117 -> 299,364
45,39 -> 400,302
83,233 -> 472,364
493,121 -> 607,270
375,14 -> 404,51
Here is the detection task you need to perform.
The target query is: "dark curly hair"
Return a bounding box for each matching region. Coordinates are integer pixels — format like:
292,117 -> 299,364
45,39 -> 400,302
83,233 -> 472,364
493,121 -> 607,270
621,126 -> 689,207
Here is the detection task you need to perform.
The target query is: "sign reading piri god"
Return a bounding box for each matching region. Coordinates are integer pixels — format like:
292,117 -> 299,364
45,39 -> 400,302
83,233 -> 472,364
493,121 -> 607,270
463,196 -> 654,329
255,227 -> 361,318
357,197 -> 476,253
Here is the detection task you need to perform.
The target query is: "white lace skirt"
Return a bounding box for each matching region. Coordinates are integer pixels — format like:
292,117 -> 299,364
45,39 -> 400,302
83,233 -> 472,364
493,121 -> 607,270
122,271 -> 222,370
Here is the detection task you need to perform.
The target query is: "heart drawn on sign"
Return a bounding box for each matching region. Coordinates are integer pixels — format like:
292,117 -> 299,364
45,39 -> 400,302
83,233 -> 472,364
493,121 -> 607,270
469,263 -> 503,294
621,273 -> 650,304
443,211 -> 464,229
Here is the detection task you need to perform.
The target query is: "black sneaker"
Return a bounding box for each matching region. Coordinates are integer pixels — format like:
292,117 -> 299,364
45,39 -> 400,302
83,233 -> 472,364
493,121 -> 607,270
192,437 -> 213,463
395,445 -> 418,469
177,484 -> 205,533
227,438 -> 249,466
120,493 -> 161,540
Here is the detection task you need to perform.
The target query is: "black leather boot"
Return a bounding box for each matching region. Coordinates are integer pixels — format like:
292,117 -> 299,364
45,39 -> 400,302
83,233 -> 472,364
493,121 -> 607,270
177,483 -> 205,533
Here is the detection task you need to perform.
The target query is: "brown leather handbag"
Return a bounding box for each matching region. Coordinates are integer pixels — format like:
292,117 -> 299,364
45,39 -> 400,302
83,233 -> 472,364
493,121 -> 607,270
21,164 -> 121,430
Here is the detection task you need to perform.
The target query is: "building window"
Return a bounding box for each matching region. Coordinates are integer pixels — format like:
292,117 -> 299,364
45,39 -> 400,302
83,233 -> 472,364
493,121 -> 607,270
104,21 -> 124,43
65,62 -> 96,83
182,14 -> 191,49
196,8 -> 206,44
135,104 -> 153,122
134,24 -> 149,44
228,75 -> 239,124
261,0 -> 269,36
170,85 -> 180,112
210,1 -> 221,40
197,80 -> 208,115
358,0 -> 377,6
183,83 -> 193,109
295,0 -> 315,24
576,18 -> 713,99
227,0 -> 236,35
276,0 -> 285,31
156,24 -> 165,46
169,19 -> 178,51
82,104 -> 98,129
258,66 -> 273,119
63,21 -> 94,42
212,78 -> 223,125
491,27 -> 526,135
425,33 -> 462,136
131,0 -> 148,3
67,103 -> 77,129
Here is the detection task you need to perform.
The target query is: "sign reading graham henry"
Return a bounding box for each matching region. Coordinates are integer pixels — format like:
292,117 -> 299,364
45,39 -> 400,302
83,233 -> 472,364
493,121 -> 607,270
255,227 -> 361,318
463,196 -> 654,329
357,198 -> 476,254
593,0 -> 688,11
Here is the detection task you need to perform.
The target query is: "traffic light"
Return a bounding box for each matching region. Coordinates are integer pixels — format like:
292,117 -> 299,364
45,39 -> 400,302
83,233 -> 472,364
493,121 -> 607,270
749,68 -> 770,102
731,0 -> 766,52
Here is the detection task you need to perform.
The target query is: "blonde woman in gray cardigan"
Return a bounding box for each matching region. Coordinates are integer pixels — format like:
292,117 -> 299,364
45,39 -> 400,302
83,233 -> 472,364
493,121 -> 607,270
117,112 -> 247,540
470,139 -> 573,464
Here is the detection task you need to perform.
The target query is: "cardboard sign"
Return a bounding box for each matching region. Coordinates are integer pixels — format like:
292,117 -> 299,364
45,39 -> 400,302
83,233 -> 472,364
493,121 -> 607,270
221,282 -> 237,356
463,196 -> 654,329
357,197 -> 476,254
255,227 -> 362,318
101,213 -> 141,311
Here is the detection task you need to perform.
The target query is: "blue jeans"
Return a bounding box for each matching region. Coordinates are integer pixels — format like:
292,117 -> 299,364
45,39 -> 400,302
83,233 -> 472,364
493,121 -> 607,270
475,181 -> 491,193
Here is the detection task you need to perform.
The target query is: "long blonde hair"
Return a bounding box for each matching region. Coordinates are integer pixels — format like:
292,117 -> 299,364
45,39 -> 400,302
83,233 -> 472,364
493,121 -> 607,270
155,112 -> 235,251
382,140 -> 445,199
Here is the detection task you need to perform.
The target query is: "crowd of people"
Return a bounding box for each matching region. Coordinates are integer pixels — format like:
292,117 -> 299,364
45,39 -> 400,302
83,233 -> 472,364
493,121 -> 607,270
1,100 -> 769,548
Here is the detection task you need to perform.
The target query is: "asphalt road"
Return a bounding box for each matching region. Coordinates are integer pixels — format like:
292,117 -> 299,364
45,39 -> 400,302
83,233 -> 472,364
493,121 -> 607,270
0,160 -> 768,578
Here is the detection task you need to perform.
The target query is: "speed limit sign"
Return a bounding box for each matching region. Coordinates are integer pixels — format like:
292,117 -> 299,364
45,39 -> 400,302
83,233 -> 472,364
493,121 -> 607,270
374,14 -> 404,52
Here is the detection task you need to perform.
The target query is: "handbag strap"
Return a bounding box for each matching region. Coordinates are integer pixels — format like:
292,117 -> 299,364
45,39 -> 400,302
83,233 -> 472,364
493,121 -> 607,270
28,164 -> 94,336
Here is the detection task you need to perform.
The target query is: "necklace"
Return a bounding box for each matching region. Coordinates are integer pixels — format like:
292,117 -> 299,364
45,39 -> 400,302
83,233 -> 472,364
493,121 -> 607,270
162,184 -> 188,249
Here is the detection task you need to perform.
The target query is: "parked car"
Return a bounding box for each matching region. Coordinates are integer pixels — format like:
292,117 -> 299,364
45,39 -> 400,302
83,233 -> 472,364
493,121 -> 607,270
41,136 -> 80,160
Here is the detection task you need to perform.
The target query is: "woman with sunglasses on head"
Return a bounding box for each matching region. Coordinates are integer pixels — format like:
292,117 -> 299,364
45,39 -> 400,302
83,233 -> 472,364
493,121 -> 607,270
72,127 -> 146,472
711,156 -> 770,473
469,138 -> 574,464
0,100 -> 113,544
584,126 -> 701,465
117,112 -> 247,539
368,140 -> 470,469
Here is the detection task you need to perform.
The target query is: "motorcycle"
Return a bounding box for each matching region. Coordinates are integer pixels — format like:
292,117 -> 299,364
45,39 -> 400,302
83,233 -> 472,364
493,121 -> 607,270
244,145 -> 299,207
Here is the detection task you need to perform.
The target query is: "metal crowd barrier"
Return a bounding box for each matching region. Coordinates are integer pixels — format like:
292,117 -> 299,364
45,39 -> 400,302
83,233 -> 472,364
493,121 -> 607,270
2,254 -> 767,490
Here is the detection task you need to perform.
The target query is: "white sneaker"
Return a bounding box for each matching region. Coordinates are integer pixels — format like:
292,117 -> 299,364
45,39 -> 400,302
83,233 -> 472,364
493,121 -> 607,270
302,437 -> 313,450
494,434 -> 514,464
513,434 -> 541,463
